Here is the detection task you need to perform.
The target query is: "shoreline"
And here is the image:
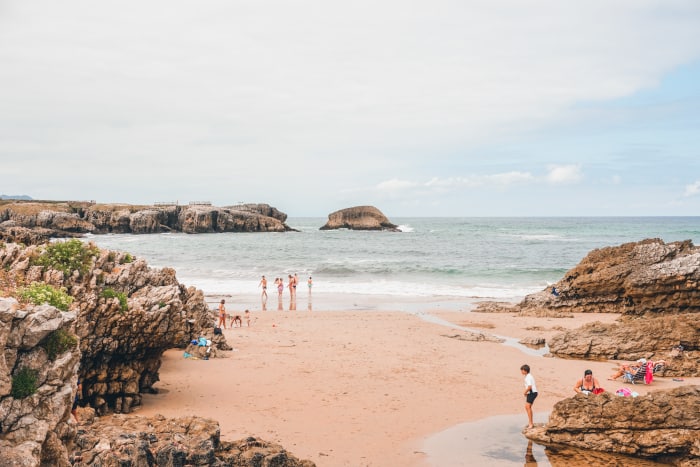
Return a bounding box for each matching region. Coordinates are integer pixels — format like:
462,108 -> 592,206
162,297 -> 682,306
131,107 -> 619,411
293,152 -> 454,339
134,304 -> 688,466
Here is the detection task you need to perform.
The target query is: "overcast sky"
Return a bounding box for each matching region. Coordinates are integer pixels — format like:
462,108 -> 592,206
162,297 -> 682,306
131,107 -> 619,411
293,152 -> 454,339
1,1 -> 700,217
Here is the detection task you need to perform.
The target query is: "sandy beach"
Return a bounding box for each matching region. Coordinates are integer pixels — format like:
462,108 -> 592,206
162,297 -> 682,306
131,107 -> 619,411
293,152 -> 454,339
134,307 -> 691,466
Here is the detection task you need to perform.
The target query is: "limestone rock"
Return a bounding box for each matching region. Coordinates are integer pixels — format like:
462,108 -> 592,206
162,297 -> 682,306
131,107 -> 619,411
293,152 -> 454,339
1,241 -> 230,416
525,385 -> 700,465
516,239 -> 700,316
320,206 -> 399,231
547,314 -> 699,376
475,239 -> 700,376
70,412 -> 316,467
0,201 -> 293,236
0,298 -> 80,467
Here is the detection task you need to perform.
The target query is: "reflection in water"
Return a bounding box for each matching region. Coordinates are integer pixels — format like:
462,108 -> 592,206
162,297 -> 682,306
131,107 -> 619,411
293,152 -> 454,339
525,440 -> 537,466
277,297 -> 283,311
423,413 -> 670,466
307,298 -> 312,311
261,298 -> 267,311
289,298 -> 296,311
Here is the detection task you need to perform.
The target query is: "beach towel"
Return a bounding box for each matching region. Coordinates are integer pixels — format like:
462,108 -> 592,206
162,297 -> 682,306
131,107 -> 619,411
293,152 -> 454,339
644,361 -> 654,384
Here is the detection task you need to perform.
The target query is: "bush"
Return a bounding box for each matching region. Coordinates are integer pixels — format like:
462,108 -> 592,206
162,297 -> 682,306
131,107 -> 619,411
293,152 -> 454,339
120,253 -> 134,264
102,287 -> 128,312
41,329 -> 78,360
11,367 -> 38,399
18,282 -> 73,311
33,239 -> 100,276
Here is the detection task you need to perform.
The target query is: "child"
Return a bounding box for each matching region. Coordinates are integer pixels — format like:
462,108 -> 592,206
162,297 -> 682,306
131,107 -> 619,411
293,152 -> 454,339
244,309 -> 251,327
520,364 -> 538,429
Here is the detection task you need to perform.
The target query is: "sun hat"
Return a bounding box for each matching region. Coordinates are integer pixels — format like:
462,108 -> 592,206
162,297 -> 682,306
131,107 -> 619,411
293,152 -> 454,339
637,358 -> 647,364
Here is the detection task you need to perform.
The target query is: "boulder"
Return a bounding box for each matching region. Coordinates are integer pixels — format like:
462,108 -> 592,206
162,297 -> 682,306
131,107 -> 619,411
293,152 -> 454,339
508,239 -> 700,316
320,206 -> 399,231
474,239 -> 700,376
525,385 -> 700,465
69,412 -> 316,466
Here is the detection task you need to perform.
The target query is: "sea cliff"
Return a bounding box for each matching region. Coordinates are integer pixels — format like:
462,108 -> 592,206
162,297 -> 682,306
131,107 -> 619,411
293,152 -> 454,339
0,201 -> 293,242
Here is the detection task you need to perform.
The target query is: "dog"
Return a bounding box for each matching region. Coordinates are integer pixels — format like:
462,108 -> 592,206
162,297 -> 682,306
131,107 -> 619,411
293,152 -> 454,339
229,314 -> 243,327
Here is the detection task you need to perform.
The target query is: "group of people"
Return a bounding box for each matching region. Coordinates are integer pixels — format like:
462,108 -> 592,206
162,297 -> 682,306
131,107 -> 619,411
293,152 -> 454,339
216,299 -> 252,329
260,274 -> 313,301
520,358 -> 651,429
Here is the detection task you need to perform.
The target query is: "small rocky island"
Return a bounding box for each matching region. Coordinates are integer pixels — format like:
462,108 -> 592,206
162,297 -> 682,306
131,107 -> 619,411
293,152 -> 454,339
319,206 -> 399,231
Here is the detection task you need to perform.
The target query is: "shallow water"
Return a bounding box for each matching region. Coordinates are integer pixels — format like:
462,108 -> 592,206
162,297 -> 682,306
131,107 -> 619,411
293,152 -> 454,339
422,413 -> 671,466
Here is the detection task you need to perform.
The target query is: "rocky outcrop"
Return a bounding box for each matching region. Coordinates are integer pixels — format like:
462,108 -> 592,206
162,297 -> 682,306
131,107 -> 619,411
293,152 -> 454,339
505,239 -> 700,316
0,247 -> 313,466
69,411 -> 315,466
547,315 -> 699,376
320,206 -> 399,231
0,298 -> 80,467
525,385 -> 700,466
1,240 -> 229,416
474,239 -> 700,376
0,201 -> 293,239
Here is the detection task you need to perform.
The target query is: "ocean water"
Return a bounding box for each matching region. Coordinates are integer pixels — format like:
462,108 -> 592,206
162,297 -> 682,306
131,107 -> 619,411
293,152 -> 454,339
85,217 -> 700,311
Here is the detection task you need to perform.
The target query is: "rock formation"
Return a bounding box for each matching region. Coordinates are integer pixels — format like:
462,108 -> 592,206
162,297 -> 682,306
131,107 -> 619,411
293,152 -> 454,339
525,385 -> 700,466
69,410 -> 315,467
0,297 -> 313,466
475,239 -> 700,376
0,299 -> 80,466
0,240 -> 228,415
319,206 -> 399,231
0,201 -> 293,241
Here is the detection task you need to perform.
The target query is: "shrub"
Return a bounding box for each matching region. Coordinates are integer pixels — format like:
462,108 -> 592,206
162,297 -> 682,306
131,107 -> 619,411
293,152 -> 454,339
18,282 -> 73,311
120,253 -> 134,264
11,367 -> 38,399
33,239 -> 100,276
102,287 -> 128,312
41,329 -> 78,361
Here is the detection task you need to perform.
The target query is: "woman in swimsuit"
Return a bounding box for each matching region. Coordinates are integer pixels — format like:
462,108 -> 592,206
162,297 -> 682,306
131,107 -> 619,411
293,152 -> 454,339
574,369 -> 601,394
218,299 -> 227,329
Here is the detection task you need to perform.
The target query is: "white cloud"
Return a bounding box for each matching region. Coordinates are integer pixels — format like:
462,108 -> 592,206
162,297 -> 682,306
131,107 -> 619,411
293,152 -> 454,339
0,1 -> 699,215
545,165 -> 583,184
684,181 -> 700,197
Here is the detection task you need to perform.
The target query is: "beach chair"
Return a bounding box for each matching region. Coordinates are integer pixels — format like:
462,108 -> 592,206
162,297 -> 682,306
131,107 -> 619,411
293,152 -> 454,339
623,361 -> 661,384
622,364 -> 647,384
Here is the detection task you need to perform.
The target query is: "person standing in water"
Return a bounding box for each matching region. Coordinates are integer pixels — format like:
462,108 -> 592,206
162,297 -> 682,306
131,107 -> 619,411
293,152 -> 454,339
521,364 -> 538,429
259,275 -> 268,301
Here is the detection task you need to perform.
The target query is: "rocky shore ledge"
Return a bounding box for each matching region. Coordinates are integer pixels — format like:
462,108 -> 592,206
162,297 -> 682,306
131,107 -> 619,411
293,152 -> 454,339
0,201 -> 293,244
0,237 -> 314,466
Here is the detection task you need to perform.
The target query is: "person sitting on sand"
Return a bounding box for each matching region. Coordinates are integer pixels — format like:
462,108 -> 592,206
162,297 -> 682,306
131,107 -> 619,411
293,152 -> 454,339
608,358 -> 646,381
574,369 -> 601,394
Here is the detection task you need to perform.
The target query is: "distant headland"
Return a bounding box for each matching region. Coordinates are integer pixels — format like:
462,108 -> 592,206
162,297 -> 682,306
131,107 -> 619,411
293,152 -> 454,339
0,200 -> 293,242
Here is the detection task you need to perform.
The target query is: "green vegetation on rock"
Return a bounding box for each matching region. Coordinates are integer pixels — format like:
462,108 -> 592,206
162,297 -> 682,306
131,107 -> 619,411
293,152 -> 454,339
102,287 -> 128,312
18,282 -> 73,311
33,239 -> 99,276
11,367 -> 38,399
41,328 -> 78,361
